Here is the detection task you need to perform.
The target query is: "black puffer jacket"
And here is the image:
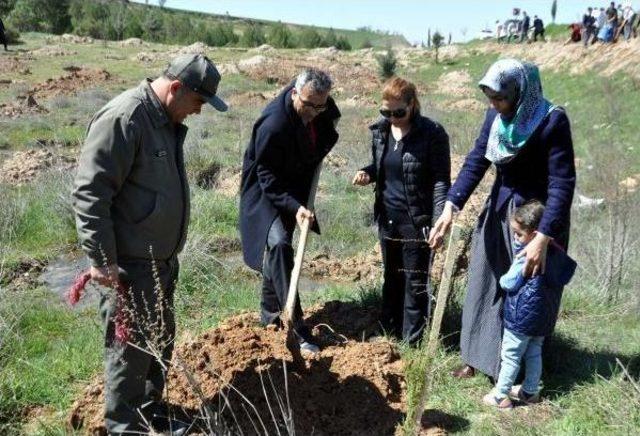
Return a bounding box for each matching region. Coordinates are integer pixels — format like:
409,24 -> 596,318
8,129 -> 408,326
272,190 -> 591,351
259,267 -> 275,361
362,115 -> 451,229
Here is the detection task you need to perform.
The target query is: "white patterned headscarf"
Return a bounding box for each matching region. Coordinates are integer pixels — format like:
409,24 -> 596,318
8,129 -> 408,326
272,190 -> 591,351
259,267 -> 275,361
479,59 -> 557,164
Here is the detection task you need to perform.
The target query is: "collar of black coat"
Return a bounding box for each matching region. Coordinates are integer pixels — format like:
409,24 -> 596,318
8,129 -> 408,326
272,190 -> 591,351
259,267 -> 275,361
280,81 -> 341,126
140,79 -> 172,129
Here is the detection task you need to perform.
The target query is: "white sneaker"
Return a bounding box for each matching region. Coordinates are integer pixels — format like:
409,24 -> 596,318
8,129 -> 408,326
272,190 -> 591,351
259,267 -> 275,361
299,341 -> 320,354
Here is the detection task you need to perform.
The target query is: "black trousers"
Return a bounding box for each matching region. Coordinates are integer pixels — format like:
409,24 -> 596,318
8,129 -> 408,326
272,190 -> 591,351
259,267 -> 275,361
261,215 -> 311,341
0,31 -> 7,50
378,209 -> 432,345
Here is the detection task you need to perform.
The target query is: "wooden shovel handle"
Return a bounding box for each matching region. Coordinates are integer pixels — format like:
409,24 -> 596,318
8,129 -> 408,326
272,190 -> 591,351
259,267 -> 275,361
283,216 -> 311,322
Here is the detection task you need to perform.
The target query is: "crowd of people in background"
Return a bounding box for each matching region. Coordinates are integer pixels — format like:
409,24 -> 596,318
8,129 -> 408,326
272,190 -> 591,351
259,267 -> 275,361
495,8 -> 547,43
568,1 -> 638,45
493,2 -> 639,46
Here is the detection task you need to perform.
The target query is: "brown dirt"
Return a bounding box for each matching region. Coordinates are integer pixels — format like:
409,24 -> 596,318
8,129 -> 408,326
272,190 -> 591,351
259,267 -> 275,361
474,38 -> 640,78
0,258 -> 47,288
28,67 -> 116,100
324,152 -> 348,170
215,170 -> 242,197
0,56 -> 31,75
0,149 -> 76,185
226,90 -> 277,108
305,245 -> 382,283
0,95 -> 48,119
446,98 -> 486,113
619,174 -> 640,193
436,70 -> 474,98
30,45 -> 78,57
67,301 -> 417,435
241,55 -> 380,96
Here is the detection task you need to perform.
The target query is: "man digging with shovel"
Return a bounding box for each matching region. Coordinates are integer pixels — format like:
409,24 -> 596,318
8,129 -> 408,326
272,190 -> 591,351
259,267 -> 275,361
240,68 -> 341,355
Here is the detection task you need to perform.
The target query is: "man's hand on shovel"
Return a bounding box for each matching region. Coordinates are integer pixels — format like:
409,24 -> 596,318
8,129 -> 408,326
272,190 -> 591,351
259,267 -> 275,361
296,206 -> 315,228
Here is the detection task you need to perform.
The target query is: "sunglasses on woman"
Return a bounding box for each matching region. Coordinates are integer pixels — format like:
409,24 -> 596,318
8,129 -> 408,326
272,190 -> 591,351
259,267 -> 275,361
379,108 -> 408,118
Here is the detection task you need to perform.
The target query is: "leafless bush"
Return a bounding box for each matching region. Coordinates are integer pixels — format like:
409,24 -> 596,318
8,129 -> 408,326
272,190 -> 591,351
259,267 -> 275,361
571,83 -> 640,304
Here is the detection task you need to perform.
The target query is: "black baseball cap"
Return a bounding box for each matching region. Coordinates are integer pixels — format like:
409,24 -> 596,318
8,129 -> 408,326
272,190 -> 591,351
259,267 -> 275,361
165,54 -> 228,112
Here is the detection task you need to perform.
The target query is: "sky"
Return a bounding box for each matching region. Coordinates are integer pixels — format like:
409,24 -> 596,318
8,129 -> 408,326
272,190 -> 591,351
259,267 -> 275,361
132,0 -> 622,43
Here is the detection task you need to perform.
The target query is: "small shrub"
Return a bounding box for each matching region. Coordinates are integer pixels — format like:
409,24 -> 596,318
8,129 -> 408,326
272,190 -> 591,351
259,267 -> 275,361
376,47 -> 397,79
267,22 -> 295,48
335,36 -> 351,51
360,38 -> 373,49
298,27 -> 324,48
239,24 -> 265,47
4,26 -> 20,44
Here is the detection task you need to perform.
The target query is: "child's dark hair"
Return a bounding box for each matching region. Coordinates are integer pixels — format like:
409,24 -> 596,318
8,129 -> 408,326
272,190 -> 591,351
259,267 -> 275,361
512,200 -> 545,232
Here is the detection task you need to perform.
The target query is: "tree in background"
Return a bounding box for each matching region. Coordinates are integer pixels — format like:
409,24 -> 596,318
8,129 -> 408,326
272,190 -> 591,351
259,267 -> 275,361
298,27 -> 324,48
335,36 -> 351,50
323,27 -> 338,47
427,28 -> 431,48
203,22 -> 238,46
360,38 -> 373,49
240,24 -> 265,47
143,9 -> 164,42
267,22 -> 295,48
8,0 -> 70,34
551,0 -> 557,23
376,46 -> 397,79
432,31 -> 444,63
158,0 -> 166,8
69,0 -> 111,39
0,0 -> 16,16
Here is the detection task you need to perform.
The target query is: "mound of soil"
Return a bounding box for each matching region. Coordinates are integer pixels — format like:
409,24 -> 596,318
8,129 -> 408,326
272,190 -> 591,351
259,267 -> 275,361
68,301 -> 413,435
0,149 -> 76,185
0,95 -> 48,119
0,56 -> 31,75
476,39 -> 640,78
119,38 -> 146,47
57,34 -> 94,44
446,98 -> 486,113
29,67 -> 115,100
436,70 -> 474,98
226,90 -> 276,107
30,45 -> 78,57
240,54 -> 380,96
305,247 -> 382,283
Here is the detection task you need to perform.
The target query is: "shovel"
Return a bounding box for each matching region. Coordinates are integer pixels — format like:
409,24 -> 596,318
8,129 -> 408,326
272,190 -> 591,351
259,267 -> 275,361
282,163 -> 322,364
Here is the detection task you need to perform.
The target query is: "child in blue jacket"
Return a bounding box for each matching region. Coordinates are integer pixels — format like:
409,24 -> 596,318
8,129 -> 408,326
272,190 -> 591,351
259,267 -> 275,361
483,200 -> 577,409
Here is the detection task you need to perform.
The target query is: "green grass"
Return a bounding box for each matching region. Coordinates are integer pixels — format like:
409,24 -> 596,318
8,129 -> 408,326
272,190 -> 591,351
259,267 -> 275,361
0,288 -> 102,425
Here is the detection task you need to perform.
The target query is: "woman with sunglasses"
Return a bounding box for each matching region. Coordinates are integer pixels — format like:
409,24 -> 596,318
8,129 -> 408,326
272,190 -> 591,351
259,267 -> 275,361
353,76 -> 451,345
428,59 -> 576,382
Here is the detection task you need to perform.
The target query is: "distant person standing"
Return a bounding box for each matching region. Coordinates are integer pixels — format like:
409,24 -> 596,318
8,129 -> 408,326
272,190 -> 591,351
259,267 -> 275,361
621,3 -> 636,40
595,7 -> 607,36
566,23 -> 583,44
582,7 -> 597,46
520,11 -> 531,42
496,20 -> 506,42
0,17 -> 8,51
533,16 -> 545,41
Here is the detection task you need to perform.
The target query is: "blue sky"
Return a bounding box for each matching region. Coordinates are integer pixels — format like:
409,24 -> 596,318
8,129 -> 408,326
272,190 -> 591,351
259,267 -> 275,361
136,1 -> 620,43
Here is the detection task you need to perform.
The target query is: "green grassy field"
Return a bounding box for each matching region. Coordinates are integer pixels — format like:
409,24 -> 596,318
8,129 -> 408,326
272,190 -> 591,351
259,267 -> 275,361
0,33 -> 639,434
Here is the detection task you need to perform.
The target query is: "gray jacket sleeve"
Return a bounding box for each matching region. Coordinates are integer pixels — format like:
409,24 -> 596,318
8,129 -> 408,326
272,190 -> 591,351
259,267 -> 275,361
72,112 -> 139,267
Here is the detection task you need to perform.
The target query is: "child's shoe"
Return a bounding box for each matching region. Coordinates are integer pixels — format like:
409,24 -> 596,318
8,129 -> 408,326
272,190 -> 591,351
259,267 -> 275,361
482,392 -> 513,410
510,385 -> 541,404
